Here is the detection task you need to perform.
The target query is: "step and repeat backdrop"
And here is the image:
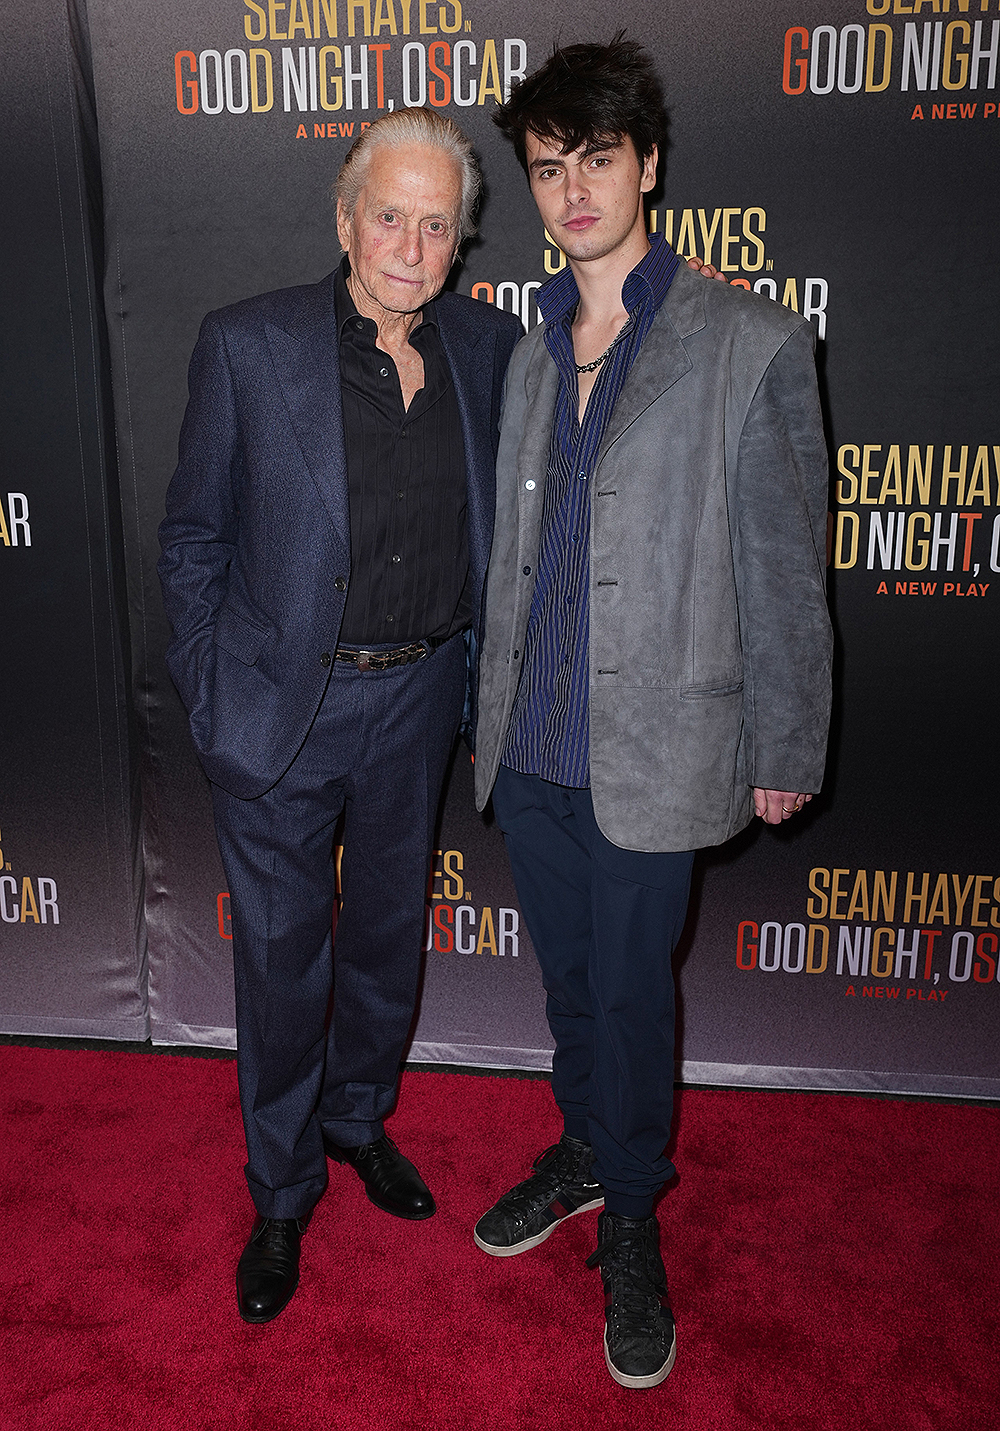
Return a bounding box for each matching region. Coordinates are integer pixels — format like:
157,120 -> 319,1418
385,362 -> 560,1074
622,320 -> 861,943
3,0 -> 998,1096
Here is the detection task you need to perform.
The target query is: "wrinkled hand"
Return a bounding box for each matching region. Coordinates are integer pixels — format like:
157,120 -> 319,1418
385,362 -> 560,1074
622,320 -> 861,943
753,789 -> 813,825
685,256 -> 728,282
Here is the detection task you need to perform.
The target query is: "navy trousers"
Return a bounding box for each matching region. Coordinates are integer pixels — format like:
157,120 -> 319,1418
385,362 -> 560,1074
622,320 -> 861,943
491,766 -> 694,1217
211,634 -> 466,1219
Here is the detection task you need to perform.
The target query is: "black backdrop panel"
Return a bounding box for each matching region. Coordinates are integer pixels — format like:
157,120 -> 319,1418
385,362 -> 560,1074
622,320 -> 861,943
0,1 -> 145,1039
70,0 -> 999,1091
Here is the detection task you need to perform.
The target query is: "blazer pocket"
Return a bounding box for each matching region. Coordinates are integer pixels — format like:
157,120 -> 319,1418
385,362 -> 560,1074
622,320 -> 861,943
679,679 -> 744,700
212,605 -> 269,666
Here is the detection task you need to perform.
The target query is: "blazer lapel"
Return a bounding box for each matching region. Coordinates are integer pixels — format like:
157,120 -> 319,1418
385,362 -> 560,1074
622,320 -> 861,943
439,310 -> 492,586
264,275 -> 351,550
596,268 -> 707,465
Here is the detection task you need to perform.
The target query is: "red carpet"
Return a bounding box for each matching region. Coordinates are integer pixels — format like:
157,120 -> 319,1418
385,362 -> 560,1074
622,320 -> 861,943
3,1046 -> 998,1430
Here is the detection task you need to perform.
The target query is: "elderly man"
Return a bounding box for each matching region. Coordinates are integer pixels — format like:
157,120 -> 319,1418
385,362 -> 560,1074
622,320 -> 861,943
473,41 -> 832,1389
158,109 -> 521,1322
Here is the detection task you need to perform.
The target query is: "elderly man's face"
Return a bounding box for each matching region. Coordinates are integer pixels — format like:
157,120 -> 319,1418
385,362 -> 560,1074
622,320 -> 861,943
337,141 -> 462,321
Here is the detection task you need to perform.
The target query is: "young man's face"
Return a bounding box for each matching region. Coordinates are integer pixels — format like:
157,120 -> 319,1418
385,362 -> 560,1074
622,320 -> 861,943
524,131 -> 657,267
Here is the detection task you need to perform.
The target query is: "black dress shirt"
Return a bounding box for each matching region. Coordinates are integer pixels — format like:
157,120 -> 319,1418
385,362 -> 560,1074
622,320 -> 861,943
334,263 -> 470,646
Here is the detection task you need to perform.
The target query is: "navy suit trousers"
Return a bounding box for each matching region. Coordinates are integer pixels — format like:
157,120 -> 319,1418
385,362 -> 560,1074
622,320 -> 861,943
491,766 -> 694,1217
211,634 -> 466,1218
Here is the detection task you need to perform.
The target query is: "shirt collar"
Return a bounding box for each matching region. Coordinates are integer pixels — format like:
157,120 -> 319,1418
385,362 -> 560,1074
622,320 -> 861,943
535,235 -> 679,328
334,258 -> 440,339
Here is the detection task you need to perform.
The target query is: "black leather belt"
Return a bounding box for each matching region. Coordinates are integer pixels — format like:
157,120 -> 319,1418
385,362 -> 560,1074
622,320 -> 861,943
334,636 -> 446,672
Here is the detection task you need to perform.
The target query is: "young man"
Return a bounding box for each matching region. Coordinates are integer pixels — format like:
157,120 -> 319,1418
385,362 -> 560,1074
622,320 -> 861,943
473,40 -> 832,1389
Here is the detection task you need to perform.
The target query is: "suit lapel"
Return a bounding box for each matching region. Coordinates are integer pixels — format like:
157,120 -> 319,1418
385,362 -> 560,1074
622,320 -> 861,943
439,307 -> 491,587
264,275 -> 351,550
595,281 -> 704,465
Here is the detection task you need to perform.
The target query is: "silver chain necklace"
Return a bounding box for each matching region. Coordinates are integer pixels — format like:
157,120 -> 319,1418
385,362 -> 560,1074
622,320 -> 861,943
575,334 -> 622,374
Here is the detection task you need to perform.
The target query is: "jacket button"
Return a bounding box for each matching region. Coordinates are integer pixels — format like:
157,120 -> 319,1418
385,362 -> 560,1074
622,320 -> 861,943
320,652 -> 331,666
522,566 -> 531,575
334,576 -> 347,592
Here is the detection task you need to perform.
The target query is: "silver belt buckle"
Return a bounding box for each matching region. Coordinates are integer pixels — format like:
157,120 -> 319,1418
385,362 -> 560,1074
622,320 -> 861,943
356,651 -> 373,671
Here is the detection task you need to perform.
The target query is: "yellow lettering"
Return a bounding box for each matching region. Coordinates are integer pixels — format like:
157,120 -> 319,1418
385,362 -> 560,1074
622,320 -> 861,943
829,868 -> 851,920
940,445 -> 968,504
806,924 -> 829,973
719,208 -> 742,271
675,209 -> 697,258
439,1 -> 462,34
926,873 -> 950,924
966,446 -> 991,505
942,20 -> 971,87
906,445 -> 933,504
781,277 -> 799,312
871,928 -> 895,977
478,40 -> 502,104
288,0 -> 313,37
320,46 -> 343,108
250,49 -> 274,111
372,0 -> 397,35
903,871 -> 930,924
866,24 -> 893,88
878,445 -> 904,504
847,870 -> 870,922
268,0 -> 288,41
807,867 -> 830,920
837,445 -> 860,505
834,510 -> 859,568
904,511 -> 931,570
245,0 -> 268,41
348,0 -> 371,36
741,208 -> 765,271
860,445 -> 882,505
872,870 -> 897,922
697,208 -> 722,266
442,850 -> 464,901
20,877 -> 39,924
476,905 -> 498,955
316,0 -> 338,36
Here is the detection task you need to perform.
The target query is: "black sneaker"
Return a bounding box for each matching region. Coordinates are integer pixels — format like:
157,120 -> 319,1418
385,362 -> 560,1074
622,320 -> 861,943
473,1134 -> 604,1257
586,1210 -> 677,1389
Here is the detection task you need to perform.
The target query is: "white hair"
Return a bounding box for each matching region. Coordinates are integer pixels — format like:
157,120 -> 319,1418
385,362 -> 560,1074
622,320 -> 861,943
334,107 -> 481,242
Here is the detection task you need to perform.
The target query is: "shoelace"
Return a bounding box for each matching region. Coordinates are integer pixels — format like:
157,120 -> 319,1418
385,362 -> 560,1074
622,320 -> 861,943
360,1134 -> 401,1167
585,1226 -> 668,1326
253,1218 -> 303,1257
500,1143 -> 584,1216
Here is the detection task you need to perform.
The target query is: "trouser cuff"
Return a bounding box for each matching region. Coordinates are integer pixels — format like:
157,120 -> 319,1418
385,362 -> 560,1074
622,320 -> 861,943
603,1190 -> 657,1219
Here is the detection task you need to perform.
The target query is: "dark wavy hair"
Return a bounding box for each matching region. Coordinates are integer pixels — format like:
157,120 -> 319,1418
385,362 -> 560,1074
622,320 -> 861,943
493,35 -> 667,177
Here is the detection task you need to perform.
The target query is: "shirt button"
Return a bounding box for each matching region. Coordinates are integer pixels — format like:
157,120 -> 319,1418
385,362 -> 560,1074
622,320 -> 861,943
392,554 -> 401,564
578,471 -> 585,480
396,490 -> 405,499
522,566 -> 531,575
320,652 -> 331,666
354,320 -> 364,331
334,576 -> 347,592
386,613 -> 395,622
524,480 -> 536,491
379,367 -> 389,377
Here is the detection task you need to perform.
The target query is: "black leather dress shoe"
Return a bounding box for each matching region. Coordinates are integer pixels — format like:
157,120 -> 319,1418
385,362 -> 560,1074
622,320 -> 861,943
236,1215 -> 305,1323
324,1133 -> 436,1220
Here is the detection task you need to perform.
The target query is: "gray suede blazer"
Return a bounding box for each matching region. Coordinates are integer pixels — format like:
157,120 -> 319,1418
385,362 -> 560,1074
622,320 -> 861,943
474,265 -> 833,852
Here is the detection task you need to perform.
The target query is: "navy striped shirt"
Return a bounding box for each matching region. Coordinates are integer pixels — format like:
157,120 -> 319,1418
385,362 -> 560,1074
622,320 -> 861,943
502,236 -> 680,788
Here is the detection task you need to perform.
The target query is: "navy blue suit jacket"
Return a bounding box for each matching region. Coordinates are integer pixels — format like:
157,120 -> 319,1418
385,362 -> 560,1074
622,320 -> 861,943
158,271 -> 521,800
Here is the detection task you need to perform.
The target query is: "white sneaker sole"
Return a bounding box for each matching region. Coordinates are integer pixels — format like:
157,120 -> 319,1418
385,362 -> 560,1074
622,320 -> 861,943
604,1326 -> 677,1389
473,1194 -> 605,1257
